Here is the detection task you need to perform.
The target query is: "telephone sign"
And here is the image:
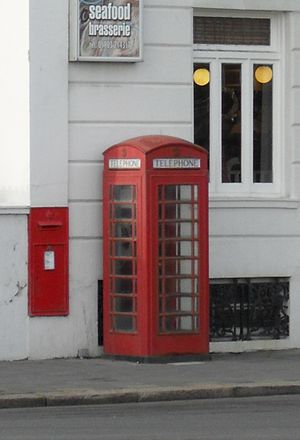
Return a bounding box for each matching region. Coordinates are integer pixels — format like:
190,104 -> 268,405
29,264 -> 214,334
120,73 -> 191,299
153,158 -> 201,169
109,158 -> 141,169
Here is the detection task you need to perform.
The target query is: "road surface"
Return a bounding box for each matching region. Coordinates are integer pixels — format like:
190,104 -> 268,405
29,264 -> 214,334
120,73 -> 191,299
0,395 -> 299,439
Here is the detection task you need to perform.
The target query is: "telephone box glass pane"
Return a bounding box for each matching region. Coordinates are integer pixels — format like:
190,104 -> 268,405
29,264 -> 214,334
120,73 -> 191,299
165,260 -> 195,275
162,241 -> 194,257
114,241 -> 133,257
114,205 -> 134,219
164,186 -> 177,201
113,223 -> 133,238
164,204 -> 195,220
158,184 -> 199,334
164,222 -> 194,238
163,185 -> 196,201
114,278 -> 134,294
114,297 -> 134,313
113,316 -> 134,332
157,185 -> 185,202
164,296 -> 193,313
180,278 -> 196,294
179,316 -> 193,331
112,185 -> 135,201
114,260 -> 133,275
163,316 -> 194,332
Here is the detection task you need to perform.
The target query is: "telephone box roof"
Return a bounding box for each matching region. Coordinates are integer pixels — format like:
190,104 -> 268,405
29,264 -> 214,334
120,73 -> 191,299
104,135 -> 207,155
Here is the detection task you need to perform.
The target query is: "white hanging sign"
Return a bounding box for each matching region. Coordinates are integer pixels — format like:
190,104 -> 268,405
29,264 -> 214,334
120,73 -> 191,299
70,0 -> 143,62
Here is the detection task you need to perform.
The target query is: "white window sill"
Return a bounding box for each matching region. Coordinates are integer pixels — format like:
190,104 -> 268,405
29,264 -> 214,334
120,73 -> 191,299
0,207 -> 30,215
209,197 -> 299,209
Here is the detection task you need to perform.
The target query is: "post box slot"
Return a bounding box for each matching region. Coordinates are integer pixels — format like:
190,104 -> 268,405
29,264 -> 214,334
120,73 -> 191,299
38,221 -> 63,229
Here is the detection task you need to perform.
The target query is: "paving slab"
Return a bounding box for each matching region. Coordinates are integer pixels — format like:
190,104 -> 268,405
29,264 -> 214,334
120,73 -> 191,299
0,350 -> 300,409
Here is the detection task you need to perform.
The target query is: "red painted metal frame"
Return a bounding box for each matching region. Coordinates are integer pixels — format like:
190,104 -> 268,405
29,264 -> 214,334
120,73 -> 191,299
109,184 -> 138,333
103,135 -> 209,358
103,174 -> 148,356
148,175 -> 209,356
28,208 -> 69,316
156,183 -> 199,334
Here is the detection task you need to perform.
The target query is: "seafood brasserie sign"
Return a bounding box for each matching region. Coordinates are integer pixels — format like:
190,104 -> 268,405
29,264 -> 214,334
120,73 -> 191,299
71,0 -> 142,62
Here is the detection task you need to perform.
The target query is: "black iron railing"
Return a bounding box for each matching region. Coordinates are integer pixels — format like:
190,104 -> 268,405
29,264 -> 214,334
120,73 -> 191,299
210,278 -> 289,341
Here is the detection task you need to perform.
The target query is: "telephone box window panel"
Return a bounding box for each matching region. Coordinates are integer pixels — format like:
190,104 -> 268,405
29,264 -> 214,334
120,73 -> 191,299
193,17 -> 271,46
158,185 -> 200,334
109,185 -> 137,332
69,0 -> 143,62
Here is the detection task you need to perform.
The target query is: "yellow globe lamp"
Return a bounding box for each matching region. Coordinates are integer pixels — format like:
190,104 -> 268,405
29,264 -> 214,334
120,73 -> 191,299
255,66 -> 273,84
193,68 -> 210,86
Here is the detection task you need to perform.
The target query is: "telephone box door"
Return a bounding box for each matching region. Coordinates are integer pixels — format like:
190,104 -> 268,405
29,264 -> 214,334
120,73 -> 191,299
103,174 -> 147,356
149,175 -> 209,355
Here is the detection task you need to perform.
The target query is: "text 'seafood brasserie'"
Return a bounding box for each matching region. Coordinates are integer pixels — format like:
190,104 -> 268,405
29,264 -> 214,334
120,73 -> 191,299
87,2 -> 132,37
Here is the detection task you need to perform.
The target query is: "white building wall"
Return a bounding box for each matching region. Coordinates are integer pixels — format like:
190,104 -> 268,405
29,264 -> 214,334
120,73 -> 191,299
0,2 -> 29,361
68,1 -> 300,355
68,2 -> 300,357
28,0 -> 88,359
3,0 -> 300,360
0,0 -> 29,206
0,213 -> 28,360
29,0 -> 69,207
0,1 -> 29,206
68,4 -> 194,357
210,10 -> 300,352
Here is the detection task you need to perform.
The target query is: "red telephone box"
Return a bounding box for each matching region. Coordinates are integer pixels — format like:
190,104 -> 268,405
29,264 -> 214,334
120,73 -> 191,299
103,135 -> 209,361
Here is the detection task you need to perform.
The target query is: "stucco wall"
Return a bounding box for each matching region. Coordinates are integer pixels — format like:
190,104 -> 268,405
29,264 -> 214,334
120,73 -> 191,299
209,11 -> 300,351
0,213 -> 28,360
67,3 -> 194,358
0,0 -> 29,206
68,4 -> 300,354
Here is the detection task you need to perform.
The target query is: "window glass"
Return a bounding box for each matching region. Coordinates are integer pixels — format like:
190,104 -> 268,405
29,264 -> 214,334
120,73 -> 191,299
193,17 -> 271,46
193,14 -> 279,195
222,64 -> 242,183
253,65 -> 273,183
194,63 -> 210,154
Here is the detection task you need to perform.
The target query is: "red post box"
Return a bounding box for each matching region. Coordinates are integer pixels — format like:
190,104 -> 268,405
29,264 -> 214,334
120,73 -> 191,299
103,135 -> 209,361
28,208 -> 69,316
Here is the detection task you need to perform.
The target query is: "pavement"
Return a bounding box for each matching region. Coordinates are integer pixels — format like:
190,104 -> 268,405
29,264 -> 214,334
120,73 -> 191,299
1,349 -> 300,410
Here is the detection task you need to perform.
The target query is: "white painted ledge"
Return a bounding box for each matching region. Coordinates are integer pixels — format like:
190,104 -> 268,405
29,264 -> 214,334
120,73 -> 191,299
209,198 -> 299,209
0,207 -> 30,215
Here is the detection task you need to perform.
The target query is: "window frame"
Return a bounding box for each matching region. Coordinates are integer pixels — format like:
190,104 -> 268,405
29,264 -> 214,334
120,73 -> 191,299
193,10 -> 282,53
193,12 -> 284,197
